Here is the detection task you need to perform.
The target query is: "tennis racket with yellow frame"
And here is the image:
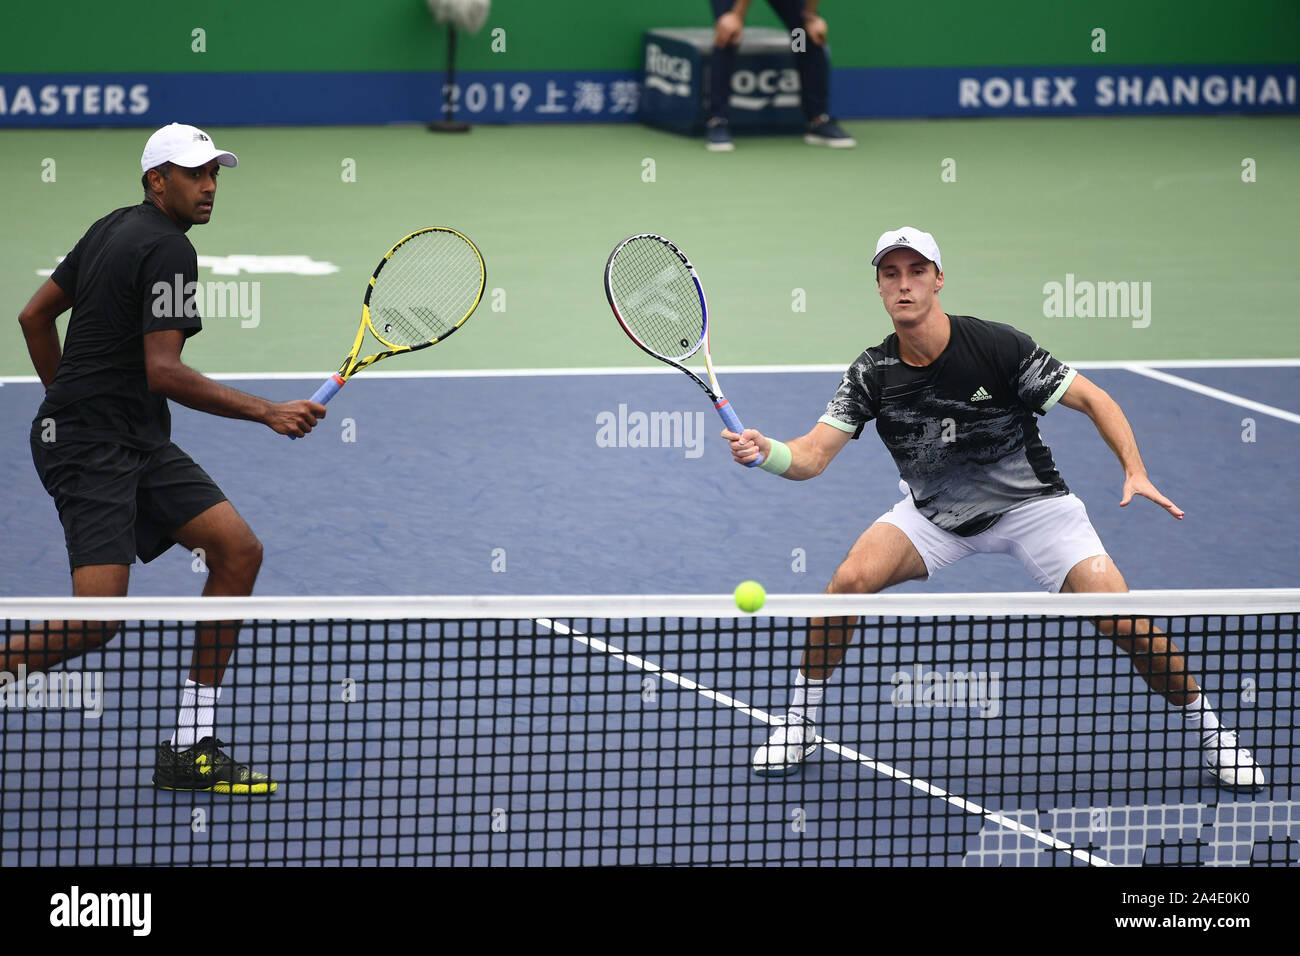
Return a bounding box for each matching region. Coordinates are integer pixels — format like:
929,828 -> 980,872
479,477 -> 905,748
297,226 -> 485,429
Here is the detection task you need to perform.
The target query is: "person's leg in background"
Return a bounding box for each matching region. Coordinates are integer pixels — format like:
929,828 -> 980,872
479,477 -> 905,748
707,0 -> 743,150
768,0 -> 856,146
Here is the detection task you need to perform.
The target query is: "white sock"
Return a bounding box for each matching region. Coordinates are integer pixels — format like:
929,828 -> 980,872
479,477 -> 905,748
1176,693 -> 1221,739
788,670 -> 827,725
171,679 -> 221,749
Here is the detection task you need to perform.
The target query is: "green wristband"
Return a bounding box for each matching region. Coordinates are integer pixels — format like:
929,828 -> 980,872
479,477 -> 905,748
759,439 -> 792,475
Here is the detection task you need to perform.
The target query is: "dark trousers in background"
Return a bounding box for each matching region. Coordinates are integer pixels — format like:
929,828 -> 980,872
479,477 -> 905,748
708,0 -> 829,121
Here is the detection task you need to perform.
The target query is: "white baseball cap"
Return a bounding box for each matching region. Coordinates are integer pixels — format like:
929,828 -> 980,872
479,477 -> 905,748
872,226 -> 942,272
141,123 -> 238,173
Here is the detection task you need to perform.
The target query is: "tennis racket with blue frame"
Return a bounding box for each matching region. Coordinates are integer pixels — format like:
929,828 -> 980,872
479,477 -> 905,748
604,233 -> 762,467
294,226 -> 485,436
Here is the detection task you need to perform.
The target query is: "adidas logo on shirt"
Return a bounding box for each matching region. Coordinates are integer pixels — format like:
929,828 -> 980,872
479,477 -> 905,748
970,386 -> 993,402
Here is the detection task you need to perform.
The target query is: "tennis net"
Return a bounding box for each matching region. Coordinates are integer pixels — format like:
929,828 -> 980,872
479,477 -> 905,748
1,591 -> 1296,867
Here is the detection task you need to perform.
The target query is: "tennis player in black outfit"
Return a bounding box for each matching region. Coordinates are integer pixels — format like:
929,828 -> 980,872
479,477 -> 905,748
9,123 -> 325,794
724,226 -> 1265,792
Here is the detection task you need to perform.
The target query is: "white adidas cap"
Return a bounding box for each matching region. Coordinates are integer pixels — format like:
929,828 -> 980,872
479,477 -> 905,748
141,123 -> 238,173
872,226 -> 942,272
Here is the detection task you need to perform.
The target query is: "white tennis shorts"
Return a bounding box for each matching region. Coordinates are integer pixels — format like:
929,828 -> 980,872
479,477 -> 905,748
876,488 -> 1108,592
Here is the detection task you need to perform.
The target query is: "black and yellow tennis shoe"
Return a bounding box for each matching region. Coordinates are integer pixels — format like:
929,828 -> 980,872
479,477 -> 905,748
153,737 -> 278,795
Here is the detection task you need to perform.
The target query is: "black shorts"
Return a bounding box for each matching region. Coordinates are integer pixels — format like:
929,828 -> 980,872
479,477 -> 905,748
30,438 -> 228,572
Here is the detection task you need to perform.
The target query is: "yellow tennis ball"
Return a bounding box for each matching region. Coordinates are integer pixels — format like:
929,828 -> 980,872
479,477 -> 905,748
734,580 -> 766,613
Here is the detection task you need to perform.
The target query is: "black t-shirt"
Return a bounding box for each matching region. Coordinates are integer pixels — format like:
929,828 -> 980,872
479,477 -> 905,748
36,202 -> 203,450
821,314 -> 1077,536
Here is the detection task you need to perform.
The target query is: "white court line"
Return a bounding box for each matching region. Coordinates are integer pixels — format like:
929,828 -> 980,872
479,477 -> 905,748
536,616 -> 1113,867
1124,365 -> 1300,424
1,358 -> 1298,386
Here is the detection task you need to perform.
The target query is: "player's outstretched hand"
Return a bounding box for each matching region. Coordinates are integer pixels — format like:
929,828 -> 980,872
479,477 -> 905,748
1120,473 -> 1184,519
722,427 -> 768,467
267,400 -> 326,438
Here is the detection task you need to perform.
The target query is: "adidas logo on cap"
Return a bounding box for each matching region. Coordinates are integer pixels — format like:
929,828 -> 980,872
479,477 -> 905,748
872,227 -> 943,271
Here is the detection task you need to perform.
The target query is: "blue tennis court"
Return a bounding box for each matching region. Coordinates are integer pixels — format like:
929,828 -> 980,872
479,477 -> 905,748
2,364 -> 1297,595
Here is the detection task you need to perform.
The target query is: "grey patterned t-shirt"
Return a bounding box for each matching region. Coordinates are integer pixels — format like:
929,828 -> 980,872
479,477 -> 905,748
821,314 -> 1077,536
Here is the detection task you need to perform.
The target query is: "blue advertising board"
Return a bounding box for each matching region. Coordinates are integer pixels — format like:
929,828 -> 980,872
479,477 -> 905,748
0,65 -> 1294,127
0,72 -> 641,127
833,64 -> 1299,118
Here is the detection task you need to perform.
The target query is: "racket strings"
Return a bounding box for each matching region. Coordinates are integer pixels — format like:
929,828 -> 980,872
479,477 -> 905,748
608,240 -> 705,360
369,230 -> 484,348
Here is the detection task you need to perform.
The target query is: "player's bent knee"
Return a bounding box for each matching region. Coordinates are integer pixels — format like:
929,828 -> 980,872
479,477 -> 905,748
233,536 -> 263,580
827,564 -> 867,594
831,545 -> 924,595
208,533 -> 262,585
828,559 -> 891,595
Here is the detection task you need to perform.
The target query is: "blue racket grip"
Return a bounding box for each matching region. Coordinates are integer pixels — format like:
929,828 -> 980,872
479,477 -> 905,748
715,398 -> 763,468
288,374 -> 343,440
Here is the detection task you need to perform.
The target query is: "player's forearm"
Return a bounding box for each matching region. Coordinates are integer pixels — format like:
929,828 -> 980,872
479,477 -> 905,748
148,362 -> 272,424
19,318 -> 61,388
1088,392 -> 1148,477
779,433 -> 832,480
18,280 -> 73,386
729,0 -> 753,17
804,0 -> 821,15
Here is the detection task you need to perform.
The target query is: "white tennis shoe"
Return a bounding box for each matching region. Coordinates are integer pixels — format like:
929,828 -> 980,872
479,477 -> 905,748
1202,729 -> 1266,791
753,716 -> 818,777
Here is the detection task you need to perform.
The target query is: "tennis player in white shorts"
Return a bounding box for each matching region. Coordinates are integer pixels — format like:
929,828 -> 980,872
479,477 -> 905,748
723,226 -> 1265,793
881,481 -> 1105,593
